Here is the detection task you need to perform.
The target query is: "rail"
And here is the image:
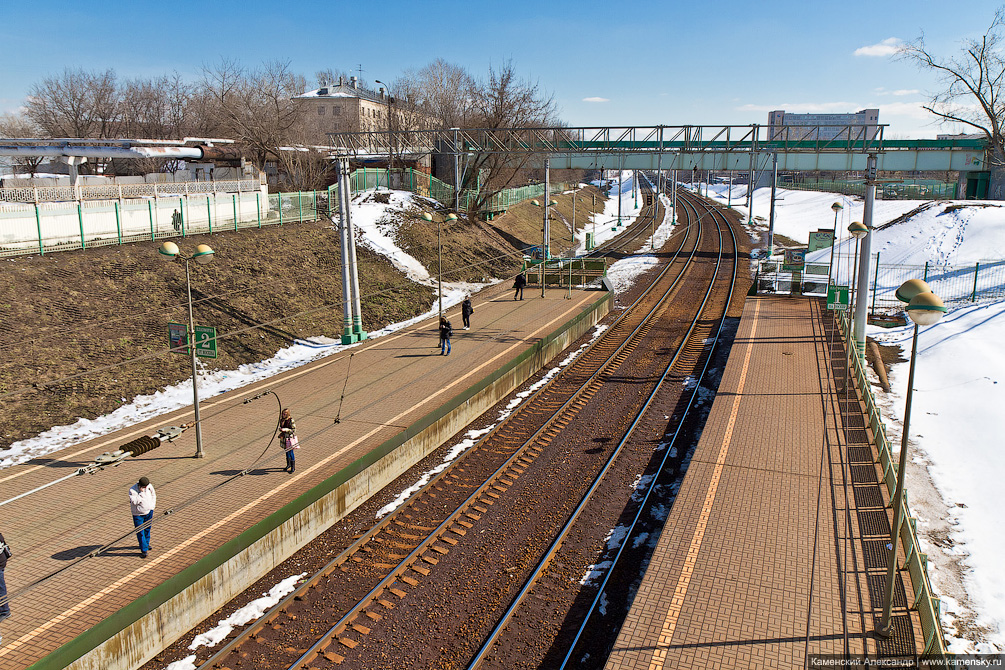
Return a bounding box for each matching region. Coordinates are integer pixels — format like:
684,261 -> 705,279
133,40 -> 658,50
839,312 -> 947,657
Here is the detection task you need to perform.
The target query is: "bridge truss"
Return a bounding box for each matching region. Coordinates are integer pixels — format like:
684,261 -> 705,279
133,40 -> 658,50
328,124 -> 987,173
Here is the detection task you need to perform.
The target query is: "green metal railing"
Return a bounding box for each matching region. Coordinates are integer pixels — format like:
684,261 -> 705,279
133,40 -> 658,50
344,167 -> 570,215
756,254 -> 1005,312
839,312 -> 947,657
783,179 -> 958,200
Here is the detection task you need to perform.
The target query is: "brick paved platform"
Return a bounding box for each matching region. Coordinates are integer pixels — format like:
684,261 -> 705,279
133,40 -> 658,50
0,283 -> 610,670
606,295 -> 923,670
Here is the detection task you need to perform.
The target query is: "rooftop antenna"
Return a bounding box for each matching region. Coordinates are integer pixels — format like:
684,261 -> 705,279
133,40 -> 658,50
357,64 -> 364,83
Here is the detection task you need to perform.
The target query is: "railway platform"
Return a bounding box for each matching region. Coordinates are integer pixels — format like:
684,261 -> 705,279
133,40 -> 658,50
606,295 -> 925,669
0,282 -> 611,670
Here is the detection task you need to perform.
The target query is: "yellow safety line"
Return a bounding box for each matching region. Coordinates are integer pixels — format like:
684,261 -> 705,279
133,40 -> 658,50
0,301 -> 580,658
646,299 -> 760,670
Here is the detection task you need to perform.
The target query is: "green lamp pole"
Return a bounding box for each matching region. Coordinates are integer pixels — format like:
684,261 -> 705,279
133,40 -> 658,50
877,279 -> 946,637
826,201 -> 843,290
159,241 -> 215,458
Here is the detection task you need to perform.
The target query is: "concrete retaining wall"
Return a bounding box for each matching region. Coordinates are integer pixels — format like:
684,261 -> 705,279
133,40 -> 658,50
36,290 -> 612,670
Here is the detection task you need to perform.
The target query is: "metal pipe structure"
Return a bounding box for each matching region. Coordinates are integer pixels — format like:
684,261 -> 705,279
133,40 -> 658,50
0,143 -> 243,161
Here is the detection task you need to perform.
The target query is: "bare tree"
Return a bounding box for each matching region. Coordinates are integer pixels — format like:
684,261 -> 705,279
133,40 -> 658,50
0,112 -> 46,176
459,61 -> 560,219
201,59 -> 329,190
901,8 -> 1005,196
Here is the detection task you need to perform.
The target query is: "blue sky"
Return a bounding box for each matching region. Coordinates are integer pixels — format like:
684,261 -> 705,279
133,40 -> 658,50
3,0 -> 1001,138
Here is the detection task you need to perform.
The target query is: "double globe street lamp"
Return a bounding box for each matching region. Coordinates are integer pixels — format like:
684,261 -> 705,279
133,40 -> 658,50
158,241 -> 215,458
877,278 -> 946,637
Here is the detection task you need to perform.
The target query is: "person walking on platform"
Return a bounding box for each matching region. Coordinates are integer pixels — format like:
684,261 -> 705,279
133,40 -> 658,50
461,297 -> 474,330
513,272 -> 527,300
439,316 -> 453,355
171,209 -> 183,233
128,477 -> 156,558
279,408 -> 299,473
0,528 -> 11,641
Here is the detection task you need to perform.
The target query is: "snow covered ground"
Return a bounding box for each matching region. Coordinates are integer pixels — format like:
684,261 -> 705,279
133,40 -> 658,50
703,183 -> 1005,652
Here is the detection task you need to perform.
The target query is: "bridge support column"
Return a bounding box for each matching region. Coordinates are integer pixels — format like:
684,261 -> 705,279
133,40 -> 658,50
853,154 -> 878,358
767,152 -> 778,256
335,158 -> 367,344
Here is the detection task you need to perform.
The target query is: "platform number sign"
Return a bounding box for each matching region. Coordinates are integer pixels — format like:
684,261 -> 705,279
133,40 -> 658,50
168,323 -> 218,358
827,285 -> 850,311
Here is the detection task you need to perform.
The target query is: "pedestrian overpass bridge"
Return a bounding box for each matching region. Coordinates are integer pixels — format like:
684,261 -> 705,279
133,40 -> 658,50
328,124 -> 988,173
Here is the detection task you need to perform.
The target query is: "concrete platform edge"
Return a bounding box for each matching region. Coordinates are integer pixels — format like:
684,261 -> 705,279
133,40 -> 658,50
32,290 -> 612,670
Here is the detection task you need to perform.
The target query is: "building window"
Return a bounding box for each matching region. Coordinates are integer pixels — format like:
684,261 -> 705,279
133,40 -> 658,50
318,106 -> 326,116
333,106 -> 341,116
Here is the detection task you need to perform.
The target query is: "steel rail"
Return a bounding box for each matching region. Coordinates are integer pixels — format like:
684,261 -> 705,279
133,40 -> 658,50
467,188 -> 737,669
193,191 -> 700,670
279,198 -> 708,670
556,190 -> 739,668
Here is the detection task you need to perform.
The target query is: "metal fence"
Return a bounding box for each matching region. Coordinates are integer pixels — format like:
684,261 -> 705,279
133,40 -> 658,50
756,253 -> 1005,313
782,179 -> 958,200
348,167 -> 571,215
839,312 -> 947,657
0,179 -> 262,203
0,168 -> 572,258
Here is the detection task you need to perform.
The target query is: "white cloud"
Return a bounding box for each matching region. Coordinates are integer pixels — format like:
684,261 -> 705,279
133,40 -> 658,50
582,96 -> 609,103
854,38 -> 903,57
892,89 -> 920,96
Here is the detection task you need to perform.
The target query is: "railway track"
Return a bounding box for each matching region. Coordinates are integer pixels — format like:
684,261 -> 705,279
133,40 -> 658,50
471,187 -> 740,669
189,185 -> 743,670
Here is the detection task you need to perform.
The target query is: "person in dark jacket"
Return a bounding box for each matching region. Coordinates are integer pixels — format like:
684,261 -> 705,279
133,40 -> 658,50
0,529 -> 10,635
439,316 -> 452,355
513,272 -> 527,300
279,408 -> 298,473
461,297 -> 474,330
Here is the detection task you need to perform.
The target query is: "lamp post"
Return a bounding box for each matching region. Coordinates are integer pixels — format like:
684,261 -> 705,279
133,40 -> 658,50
158,241 -> 215,458
422,211 -> 457,319
877,279 -> 946,637
826,201 -> 844,290
847,221 -> 868,330
374,80 -> 394,183
531,197 -> 558,297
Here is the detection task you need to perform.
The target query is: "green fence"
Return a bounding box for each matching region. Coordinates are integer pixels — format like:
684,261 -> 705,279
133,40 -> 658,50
783,179 -> 958,200
0,169 -> 569,258
345,167 -> 571,216
839,312 -> 947,657
757,253 -> 1005,312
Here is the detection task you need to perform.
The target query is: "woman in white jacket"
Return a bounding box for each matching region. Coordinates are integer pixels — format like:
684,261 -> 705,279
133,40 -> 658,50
129,476 -> 156,558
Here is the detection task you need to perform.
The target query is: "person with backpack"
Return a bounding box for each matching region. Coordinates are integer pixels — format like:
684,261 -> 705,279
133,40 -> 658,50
439,316 -> 453,355
461,297 -> 474,330
513,272 -> 527,300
